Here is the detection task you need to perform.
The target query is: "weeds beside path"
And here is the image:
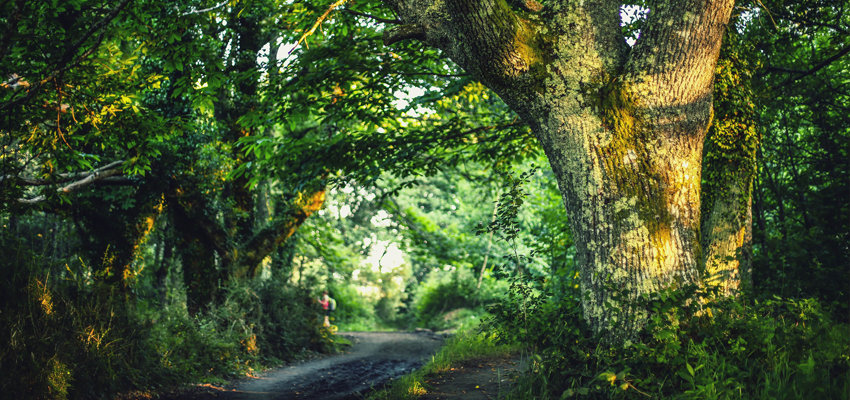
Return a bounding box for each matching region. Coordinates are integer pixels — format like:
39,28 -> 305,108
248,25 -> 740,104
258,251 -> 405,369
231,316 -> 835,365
368,332 -> 522,400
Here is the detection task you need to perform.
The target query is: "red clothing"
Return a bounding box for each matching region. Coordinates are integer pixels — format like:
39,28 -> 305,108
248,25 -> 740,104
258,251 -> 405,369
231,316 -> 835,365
319,297 -> 329,310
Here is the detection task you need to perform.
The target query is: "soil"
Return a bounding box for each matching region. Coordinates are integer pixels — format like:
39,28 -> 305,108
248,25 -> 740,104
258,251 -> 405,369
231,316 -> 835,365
417,355 -> 524,400
154,331 -> 445,400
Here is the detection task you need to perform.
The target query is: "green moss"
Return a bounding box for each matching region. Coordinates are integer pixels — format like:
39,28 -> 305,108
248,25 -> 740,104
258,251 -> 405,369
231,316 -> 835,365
700,33 -> 760,228
590,77 -> 674,251
488,0 -> 553,93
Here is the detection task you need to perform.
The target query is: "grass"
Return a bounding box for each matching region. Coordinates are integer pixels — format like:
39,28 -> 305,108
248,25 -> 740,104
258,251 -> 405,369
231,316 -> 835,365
367,330 -> 522,400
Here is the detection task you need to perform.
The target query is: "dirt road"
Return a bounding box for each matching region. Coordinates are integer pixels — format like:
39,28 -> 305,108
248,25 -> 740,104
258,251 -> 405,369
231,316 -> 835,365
161,331 -> 444,400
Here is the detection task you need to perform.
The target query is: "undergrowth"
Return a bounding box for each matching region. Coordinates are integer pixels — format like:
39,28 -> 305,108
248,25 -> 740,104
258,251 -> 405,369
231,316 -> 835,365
488,278 -> 850,400
0,233 -> 337,399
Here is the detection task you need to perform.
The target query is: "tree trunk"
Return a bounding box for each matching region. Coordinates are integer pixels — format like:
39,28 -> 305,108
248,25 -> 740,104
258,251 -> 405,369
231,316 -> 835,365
699,31 -> 759,295
385,0 -> 734,339
477,201 -> 498,290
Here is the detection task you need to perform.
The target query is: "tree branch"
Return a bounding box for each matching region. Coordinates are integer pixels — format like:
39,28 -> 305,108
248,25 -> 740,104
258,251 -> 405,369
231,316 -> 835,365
396,71 -> 469,78
181,0 -> 229,16
385,0 -> 550,96
344,9 -> 402,24
237,189 -> 326,276
4,160 -> 125,186
293,0 -> 348,53
17,161 -> 125,204
774,43 -> 850,89
625,0 -> 735,107
384,23 -> 426,45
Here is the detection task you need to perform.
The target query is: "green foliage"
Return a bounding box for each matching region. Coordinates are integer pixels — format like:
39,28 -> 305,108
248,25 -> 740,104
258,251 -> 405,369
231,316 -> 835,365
410,266 -> 504,330
327,281 -> 380,330
147,276 -> 337,381
738,0 -> 850,314
0,227 -> 336,398
488,281 -> 849,400
476,158 -> 849,400
477,166 -> 540,247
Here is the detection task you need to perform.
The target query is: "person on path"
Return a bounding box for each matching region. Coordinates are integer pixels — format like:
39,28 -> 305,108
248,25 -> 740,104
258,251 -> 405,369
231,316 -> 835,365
318,290 -> 333,327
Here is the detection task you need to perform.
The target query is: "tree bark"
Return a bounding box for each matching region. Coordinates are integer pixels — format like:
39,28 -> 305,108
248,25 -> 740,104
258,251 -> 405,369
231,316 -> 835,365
384,0 -> 734,339
699,32 -> 759,296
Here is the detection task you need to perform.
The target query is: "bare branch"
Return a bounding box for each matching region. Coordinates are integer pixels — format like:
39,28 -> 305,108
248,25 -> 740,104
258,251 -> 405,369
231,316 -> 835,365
292,0 -> 348,53
181,0 -> 229,16
18,162 -> 125,204
3,160 -> 125,186
94,176 -> 136,185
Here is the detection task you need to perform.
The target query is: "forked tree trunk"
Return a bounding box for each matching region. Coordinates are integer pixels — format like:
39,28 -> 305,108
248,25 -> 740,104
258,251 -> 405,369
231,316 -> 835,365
384,0 -> 734,339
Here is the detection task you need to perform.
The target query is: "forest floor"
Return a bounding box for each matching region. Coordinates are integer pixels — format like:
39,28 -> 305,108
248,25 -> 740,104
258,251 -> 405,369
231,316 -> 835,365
154,331 -> 446,400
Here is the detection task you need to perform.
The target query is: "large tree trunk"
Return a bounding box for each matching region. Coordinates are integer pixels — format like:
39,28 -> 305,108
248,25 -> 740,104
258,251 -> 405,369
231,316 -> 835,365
385,0 -> 734,339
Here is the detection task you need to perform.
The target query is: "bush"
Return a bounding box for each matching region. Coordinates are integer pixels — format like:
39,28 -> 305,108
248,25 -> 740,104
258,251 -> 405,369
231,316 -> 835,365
485,279 -> 850,399
327,281 -> 378,329
149,276 -> 338,381
411,267 -> 479,329
0,232 -> 337,399
0,242 -> 170,399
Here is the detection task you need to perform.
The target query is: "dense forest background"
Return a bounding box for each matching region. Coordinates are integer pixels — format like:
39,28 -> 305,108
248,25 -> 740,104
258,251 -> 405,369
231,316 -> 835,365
0,0 -> 847,398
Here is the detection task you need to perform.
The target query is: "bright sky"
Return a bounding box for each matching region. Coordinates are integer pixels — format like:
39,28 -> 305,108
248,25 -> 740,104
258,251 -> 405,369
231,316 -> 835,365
363,239 -> 405,274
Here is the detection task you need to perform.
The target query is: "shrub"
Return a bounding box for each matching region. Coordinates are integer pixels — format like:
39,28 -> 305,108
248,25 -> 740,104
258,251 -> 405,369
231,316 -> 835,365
410,266 -> 479,329
327,281 -> 378,328
0,232 -> 337,399
485,279 -> 850,399
0,243 -> 170,399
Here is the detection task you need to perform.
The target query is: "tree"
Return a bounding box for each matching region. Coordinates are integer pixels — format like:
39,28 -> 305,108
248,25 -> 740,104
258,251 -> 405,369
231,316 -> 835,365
374,0 -> 736,338
0,0 -> 330,310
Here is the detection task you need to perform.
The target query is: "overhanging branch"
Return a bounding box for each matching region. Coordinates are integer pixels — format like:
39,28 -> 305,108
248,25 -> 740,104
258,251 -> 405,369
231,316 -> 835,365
344,9 -> 402,24
18,161 -> 126,204
4,160 -> 125,186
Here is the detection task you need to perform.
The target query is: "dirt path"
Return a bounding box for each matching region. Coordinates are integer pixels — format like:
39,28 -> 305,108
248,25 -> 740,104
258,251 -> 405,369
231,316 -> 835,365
417,355 -> 524,400
158,331 -> 444,400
